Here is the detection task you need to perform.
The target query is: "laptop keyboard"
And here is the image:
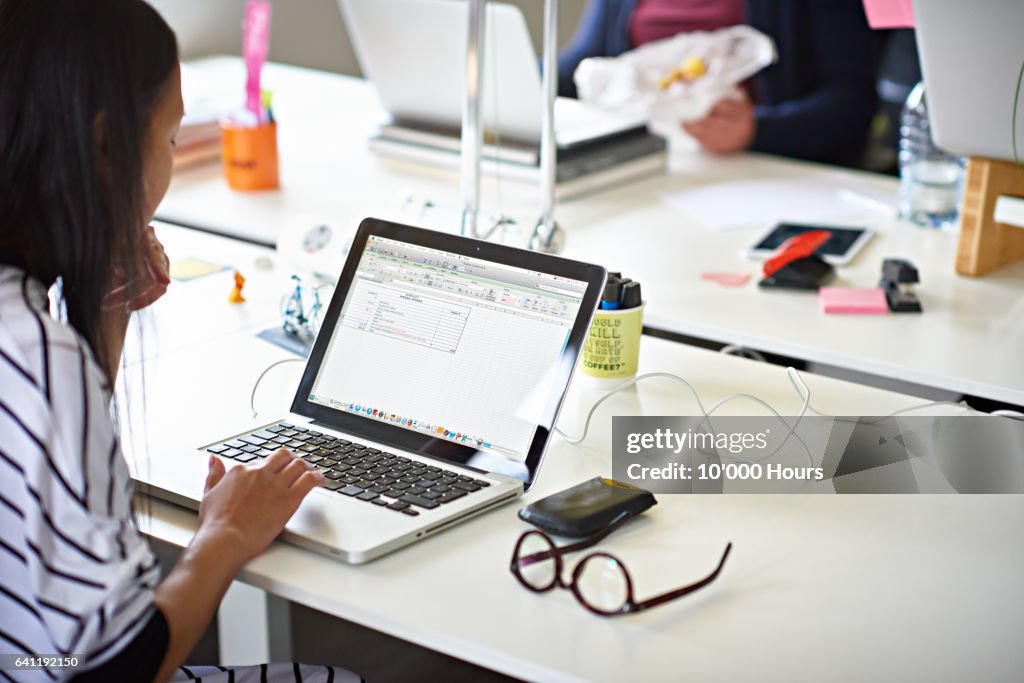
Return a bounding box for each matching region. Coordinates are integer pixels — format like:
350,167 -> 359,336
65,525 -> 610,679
205,422 -> 491,516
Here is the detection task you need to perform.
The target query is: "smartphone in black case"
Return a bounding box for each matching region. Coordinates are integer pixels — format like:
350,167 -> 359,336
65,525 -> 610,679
518,477 -> 657,538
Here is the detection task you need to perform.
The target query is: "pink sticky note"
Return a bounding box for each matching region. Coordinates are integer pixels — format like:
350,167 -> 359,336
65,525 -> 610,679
701,272 -> 751,287
862,0 -> 914,29
820,287 -> 888,315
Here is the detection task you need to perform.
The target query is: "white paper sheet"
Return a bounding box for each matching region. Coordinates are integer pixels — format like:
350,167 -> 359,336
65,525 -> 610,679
659,178 -> 897,232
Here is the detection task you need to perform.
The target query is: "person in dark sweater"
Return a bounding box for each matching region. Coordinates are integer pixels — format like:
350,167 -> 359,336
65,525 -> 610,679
558,0 -> 879,166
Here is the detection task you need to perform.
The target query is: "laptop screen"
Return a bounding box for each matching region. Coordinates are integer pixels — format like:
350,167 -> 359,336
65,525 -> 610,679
306,234 -> 589,465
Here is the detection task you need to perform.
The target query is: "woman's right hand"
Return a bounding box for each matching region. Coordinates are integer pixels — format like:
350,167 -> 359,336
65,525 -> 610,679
103,225 -> 172,312
154,450 -> 324,683
198,450 -> 325,561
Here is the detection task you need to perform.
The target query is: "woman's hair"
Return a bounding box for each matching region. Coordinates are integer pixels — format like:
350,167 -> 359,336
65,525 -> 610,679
0,0 -> 178,379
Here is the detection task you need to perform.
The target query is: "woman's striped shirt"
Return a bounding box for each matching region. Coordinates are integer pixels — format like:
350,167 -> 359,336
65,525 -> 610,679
0,267 -> 161,681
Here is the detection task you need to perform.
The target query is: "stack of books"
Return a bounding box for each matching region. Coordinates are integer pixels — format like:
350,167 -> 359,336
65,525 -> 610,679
369,122 -> 667,200
172,115 -> 222,171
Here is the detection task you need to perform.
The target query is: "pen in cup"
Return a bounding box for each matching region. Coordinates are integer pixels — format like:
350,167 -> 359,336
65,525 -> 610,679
243,0 -> 272,123
600,273 -> 642,311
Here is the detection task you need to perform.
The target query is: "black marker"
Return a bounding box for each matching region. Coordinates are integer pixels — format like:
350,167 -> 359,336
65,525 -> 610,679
619,281 -> 642,309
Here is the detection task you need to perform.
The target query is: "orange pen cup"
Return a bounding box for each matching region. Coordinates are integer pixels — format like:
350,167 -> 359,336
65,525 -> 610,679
221,120 -> 279,191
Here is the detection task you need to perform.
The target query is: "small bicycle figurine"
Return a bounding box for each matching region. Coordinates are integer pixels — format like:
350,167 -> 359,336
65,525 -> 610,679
280,274 -> 325,339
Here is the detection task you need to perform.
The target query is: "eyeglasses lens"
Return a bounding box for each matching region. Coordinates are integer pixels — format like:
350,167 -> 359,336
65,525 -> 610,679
516,532 -> 558,591
576,555 -> 629,613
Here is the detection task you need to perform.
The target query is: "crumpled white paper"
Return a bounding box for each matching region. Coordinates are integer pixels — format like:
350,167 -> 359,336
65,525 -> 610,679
574,25 -> 776,129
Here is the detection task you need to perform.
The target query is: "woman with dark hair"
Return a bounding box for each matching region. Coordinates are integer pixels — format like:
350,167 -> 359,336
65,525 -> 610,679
0,1 -> 357,680
559,0 -> 879,166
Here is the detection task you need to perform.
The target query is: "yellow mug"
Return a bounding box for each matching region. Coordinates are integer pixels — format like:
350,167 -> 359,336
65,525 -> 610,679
580,303 -> 644,380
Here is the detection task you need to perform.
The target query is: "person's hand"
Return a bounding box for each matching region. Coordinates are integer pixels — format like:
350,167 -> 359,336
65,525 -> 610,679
103,225 -> 171,312
198,449 -> 325,560
682,96 -> 756,155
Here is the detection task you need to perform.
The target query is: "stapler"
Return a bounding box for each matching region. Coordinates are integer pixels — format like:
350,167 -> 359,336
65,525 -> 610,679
880,259 -> 922,312
758,230 -> 835,290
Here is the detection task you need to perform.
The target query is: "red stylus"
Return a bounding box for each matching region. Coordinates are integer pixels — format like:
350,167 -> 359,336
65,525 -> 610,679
762,230 -> 832,277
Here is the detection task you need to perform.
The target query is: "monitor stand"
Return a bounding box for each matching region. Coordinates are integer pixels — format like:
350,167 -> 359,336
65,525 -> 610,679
957,156 -> 1024,276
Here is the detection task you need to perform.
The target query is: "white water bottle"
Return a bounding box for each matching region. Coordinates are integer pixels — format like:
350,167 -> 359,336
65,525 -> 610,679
898,82 -> 966,229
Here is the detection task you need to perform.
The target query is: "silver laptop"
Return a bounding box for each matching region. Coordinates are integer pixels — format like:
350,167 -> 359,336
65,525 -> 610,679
338,0 -> 648,148
139,218 -> 606,563
914,0 -> 1024,161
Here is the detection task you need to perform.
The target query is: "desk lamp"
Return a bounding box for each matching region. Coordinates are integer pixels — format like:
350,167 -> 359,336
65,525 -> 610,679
459,0 -> 564,254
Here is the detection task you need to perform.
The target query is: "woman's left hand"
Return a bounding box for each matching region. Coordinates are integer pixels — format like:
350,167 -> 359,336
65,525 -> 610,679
103,225 -> 171,312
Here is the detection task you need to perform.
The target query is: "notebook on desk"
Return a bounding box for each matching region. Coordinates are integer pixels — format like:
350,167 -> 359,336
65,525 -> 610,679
136,218 -> 606,563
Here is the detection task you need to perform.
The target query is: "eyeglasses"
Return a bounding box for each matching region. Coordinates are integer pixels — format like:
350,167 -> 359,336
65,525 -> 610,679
510,515 -> 732,617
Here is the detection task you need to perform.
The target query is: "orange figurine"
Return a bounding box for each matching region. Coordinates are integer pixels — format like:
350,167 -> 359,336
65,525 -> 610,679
229,270 -> 246,303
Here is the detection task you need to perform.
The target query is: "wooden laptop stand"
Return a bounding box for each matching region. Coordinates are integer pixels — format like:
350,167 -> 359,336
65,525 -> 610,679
957,156 -> 1024,275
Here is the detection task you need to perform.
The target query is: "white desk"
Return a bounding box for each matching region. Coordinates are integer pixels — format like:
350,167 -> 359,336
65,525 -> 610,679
158,58 -> 1024,408
127,225 -> 1024,682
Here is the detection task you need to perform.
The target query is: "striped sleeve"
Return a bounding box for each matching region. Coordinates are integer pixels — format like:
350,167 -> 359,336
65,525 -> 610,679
0,272 -> 162,679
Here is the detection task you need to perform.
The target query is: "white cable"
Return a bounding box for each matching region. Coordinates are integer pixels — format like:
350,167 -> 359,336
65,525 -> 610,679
556,373 -> 707,445
783,371 -> 979,423
249,357 -> 306,418
719,345 -> 767,363
553,367 -> 1023,469
704,368 -> 811,465
554,370 -> 815,467
249,355 -> 1020,462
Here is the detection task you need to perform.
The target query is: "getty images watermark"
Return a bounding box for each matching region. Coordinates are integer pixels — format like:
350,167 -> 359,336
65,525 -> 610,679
611,415 -> 1024,494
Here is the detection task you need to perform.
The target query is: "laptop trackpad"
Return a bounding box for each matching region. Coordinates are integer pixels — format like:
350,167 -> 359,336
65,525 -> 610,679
286,488 -> 412,551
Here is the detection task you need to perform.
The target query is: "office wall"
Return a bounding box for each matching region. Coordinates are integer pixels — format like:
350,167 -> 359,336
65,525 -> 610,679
150,0 -> 587,76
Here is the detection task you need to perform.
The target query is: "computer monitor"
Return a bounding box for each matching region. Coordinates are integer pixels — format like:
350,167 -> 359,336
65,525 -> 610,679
338,0 -> 646,147
914,0 -> 1024,162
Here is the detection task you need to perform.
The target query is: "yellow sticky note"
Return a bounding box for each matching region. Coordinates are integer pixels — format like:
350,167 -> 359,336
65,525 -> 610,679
170,258 -> 227,282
